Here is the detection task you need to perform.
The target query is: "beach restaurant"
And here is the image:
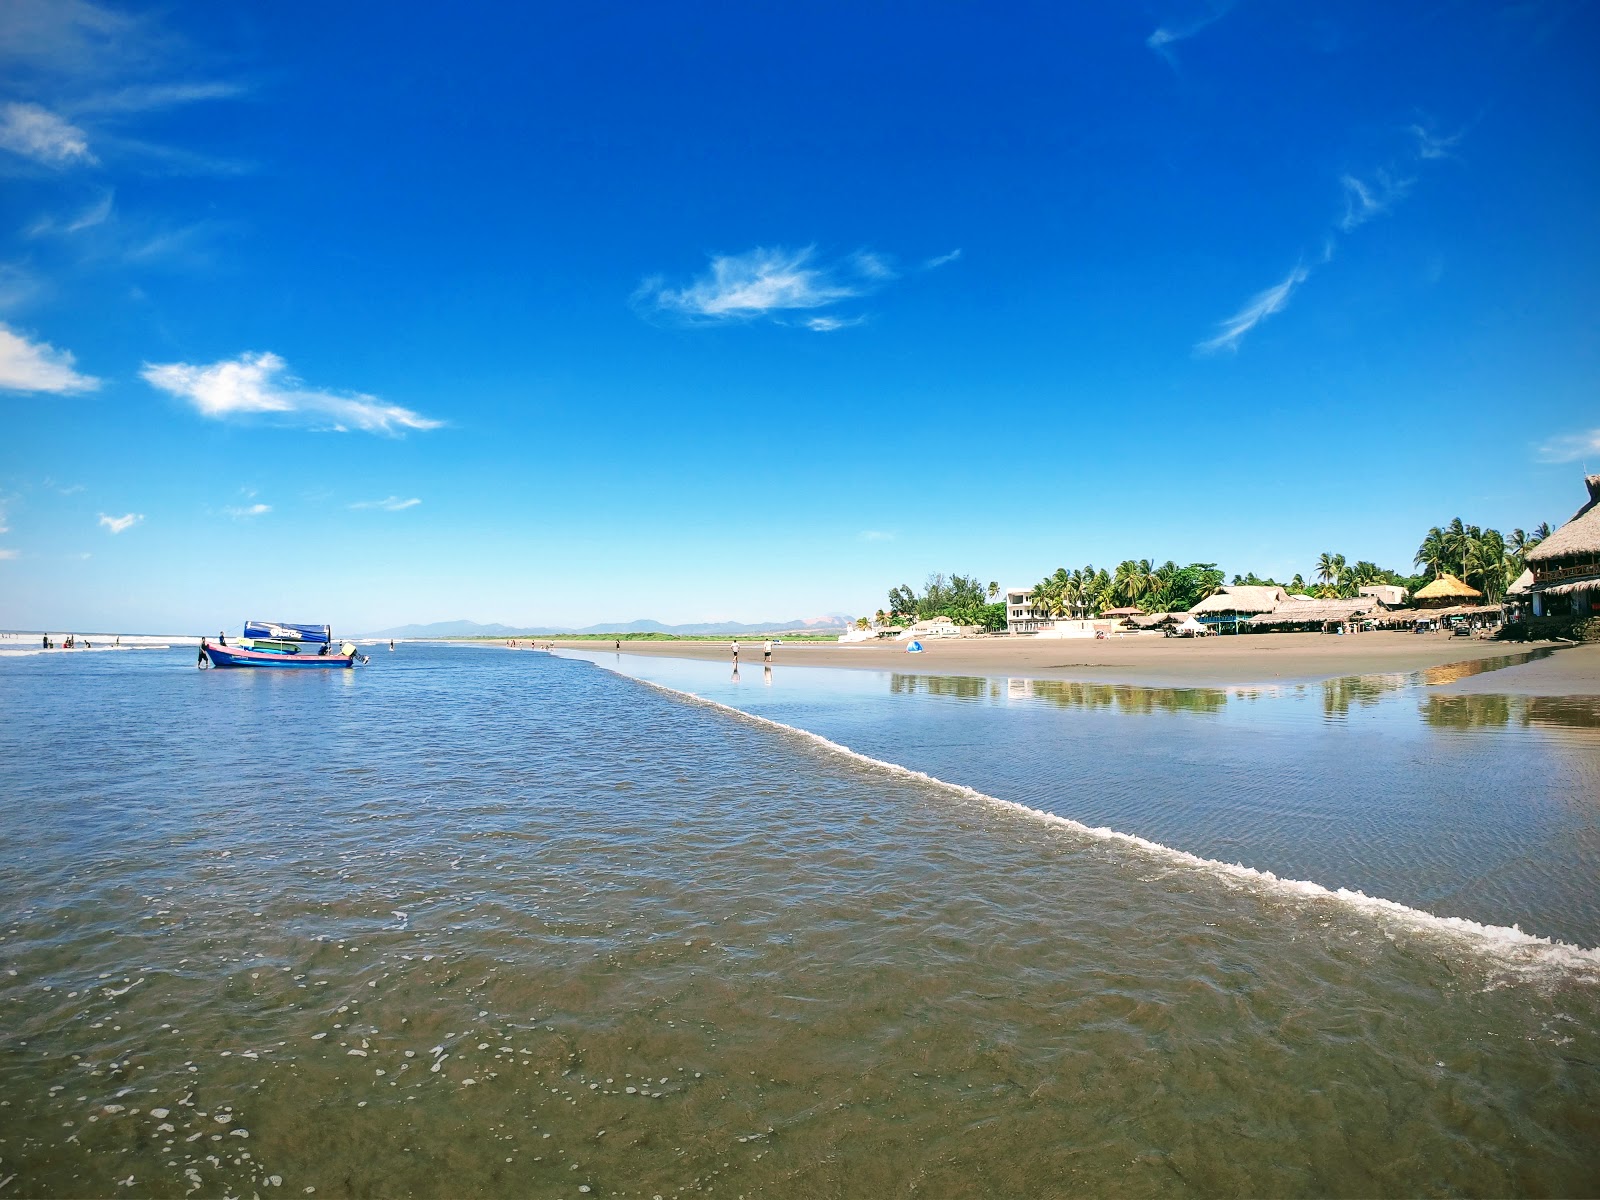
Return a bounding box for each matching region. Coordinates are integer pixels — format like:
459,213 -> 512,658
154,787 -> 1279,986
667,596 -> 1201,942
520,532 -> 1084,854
1246,595 -> 1382,633
1187,584 -> 1289,633
1524,474 -> 1600,617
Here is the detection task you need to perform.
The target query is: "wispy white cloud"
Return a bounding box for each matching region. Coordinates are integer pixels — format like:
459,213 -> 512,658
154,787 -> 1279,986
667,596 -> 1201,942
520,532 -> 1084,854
0,102 -> 95,167
1410,123 -> 1463,161
634,245 -> 914,330
223,503 -> 271,518
141,351 -> 442,436
858,530 -> 895,542
72,81 -> 244,116
0,548 -> 18,560
1537,428 -> 1600,464
1148,0 -> 1239,60
98,511 -> 142,534
0,0 -> 142,83
1199,123 -> 1462,354
0,263 -> 41,311
350,496 -> 421,512
26,189 -> 113,236
0,322 -> 99,392
1196,263 -> 1309,354
1338,170 -> 1410,232
638,246 -> 865,322
923,248 -> 962,270
805,315 -> 864,333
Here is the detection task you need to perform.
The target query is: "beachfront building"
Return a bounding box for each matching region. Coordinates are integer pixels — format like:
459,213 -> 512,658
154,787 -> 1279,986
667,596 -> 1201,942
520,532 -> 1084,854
1187,585 -> 1289,633
1004,587 -> 1047,634
1504,568 -> 1535,622
1246,596 -> 1381,633
1412,573 -> 1482,608
1358,584 -> 1408,607
1524,475 -> 1600,617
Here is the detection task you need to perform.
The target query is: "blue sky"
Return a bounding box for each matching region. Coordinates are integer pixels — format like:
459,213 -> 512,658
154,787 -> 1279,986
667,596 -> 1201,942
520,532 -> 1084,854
1,0 -> 1597,631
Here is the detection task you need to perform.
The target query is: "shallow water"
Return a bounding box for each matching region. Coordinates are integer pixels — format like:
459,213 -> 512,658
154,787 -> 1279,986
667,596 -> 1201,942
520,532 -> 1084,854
571,650 -> 1600,947
1,645 -> 1597,1197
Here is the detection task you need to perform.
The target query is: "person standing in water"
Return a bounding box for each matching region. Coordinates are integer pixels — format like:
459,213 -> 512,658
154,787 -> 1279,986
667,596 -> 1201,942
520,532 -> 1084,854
763,638 -> 773,664
731,639 -> 739,664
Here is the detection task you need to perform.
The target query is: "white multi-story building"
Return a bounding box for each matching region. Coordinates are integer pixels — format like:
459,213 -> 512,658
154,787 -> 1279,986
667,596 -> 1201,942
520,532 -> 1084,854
1004,587 -> 1045,634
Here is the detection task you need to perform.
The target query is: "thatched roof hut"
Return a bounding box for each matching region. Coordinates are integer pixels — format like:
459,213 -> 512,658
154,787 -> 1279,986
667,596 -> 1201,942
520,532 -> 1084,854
1525,476 -> 1600,612
1247,596 -> 1380,628
1413,573 -> 1482,606
1129,611 -> 1179,629
1526,475 -> 1600,569
1505,568 -> 1534,596
1189,585 -> 1288,616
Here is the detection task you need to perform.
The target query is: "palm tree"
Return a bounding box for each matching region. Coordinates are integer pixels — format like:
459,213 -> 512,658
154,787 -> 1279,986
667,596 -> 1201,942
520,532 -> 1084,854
874,608 -> 887,628
1315,552 -> 1337,588
987,581 -> 1000,601
1415,527 -> 1446,578
1466,528 -> 1508,601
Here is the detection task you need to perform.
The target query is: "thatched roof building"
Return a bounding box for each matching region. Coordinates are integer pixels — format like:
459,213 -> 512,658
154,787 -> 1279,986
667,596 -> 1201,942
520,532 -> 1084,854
1247,596 -> 1380,629
1505,568 -> 1534,596
1412,573 -> 1482,606
1189,585 -> 1288,632
1190,585 -> 1287,616
1129,611 -> 1179,629
1525,475 -> 1600,614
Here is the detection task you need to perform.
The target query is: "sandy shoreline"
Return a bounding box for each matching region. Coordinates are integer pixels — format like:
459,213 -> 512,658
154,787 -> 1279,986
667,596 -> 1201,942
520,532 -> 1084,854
531,632 -> 1600,696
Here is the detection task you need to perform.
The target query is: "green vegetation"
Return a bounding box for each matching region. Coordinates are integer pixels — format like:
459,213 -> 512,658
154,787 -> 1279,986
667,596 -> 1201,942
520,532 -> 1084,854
882,513 -> 1554,629
1026,561 -> 1225,618
886,573 -> 1007,631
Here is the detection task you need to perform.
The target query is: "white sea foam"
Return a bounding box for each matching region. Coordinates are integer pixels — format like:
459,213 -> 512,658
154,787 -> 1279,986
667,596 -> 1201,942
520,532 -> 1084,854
598,664 -> 1600,981
0,632 -> 187,659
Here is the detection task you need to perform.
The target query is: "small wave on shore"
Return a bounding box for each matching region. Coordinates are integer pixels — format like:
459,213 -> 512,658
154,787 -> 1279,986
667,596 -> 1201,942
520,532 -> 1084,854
591,660 -> 1600,980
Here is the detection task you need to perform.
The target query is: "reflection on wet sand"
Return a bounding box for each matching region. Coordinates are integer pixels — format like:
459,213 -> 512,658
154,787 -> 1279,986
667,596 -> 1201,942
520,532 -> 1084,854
1320,673 -> 1410,717
889,673 -> 1231,715
1421,692 -> 1600,732
1416,646 -> 1558,688
889,645 -> 1569,726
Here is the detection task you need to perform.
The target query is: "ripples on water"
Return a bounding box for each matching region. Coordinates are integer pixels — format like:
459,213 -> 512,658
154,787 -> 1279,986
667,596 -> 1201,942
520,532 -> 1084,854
0,645 -> 1597,1197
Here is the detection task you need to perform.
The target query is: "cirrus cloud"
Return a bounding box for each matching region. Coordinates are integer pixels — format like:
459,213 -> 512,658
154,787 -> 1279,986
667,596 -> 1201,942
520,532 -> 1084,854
98,511 -> 141,534
634,245 -> 912,331
0,322 -> 99,392
350,496 -> 421,511
1537,428 -> 1600,464
141,351 -> 441,436
0,101 -> 94,167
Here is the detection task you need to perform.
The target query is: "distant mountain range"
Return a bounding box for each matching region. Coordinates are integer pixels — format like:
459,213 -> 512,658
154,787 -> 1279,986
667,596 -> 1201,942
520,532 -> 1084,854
359,615 -> 855,639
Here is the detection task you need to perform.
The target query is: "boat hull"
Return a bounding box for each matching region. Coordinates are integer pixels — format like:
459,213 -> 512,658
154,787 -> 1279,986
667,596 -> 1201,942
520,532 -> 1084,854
202,640 -> 356,669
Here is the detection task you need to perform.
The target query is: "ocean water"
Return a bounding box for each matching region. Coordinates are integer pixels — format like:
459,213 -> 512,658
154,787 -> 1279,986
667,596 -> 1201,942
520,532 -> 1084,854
0,644 -> 1597,1198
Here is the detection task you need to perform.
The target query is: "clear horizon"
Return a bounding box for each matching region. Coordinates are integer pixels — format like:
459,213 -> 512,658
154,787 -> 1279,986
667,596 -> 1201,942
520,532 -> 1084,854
2,2 -> 1597,632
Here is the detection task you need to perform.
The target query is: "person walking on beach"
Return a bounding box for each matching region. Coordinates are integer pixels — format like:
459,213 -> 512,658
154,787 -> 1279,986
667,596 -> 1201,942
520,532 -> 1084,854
731,639 -> 740,664
763,639 -> 773,664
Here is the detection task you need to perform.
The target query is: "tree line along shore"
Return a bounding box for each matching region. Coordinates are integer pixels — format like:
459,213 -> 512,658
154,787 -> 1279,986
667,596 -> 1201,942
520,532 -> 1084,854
874,516 -> 1556,632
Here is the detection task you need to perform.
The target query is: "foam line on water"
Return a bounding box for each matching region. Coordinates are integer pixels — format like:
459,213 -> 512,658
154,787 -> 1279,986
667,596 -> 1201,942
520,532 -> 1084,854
592,662 -> 1600,981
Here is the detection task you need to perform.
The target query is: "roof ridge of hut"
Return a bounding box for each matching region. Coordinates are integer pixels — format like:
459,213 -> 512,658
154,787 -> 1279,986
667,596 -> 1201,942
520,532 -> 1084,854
1525,473 -> 1600,564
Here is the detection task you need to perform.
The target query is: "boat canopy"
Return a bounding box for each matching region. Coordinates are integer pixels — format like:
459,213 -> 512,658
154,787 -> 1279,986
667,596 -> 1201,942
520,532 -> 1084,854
243,620 -> 331,645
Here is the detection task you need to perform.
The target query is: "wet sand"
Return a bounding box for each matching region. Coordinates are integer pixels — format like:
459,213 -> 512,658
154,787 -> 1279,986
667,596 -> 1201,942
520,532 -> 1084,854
538,631 -> 1587,692
1432,641 -> 1600,696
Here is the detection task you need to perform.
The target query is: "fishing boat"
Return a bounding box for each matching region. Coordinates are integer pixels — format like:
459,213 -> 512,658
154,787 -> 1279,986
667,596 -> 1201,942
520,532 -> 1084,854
199,621 -> 367,669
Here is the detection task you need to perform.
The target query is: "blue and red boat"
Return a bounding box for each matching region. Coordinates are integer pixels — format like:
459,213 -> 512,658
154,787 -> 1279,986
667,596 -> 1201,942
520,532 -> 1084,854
200,621 -> 366,669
